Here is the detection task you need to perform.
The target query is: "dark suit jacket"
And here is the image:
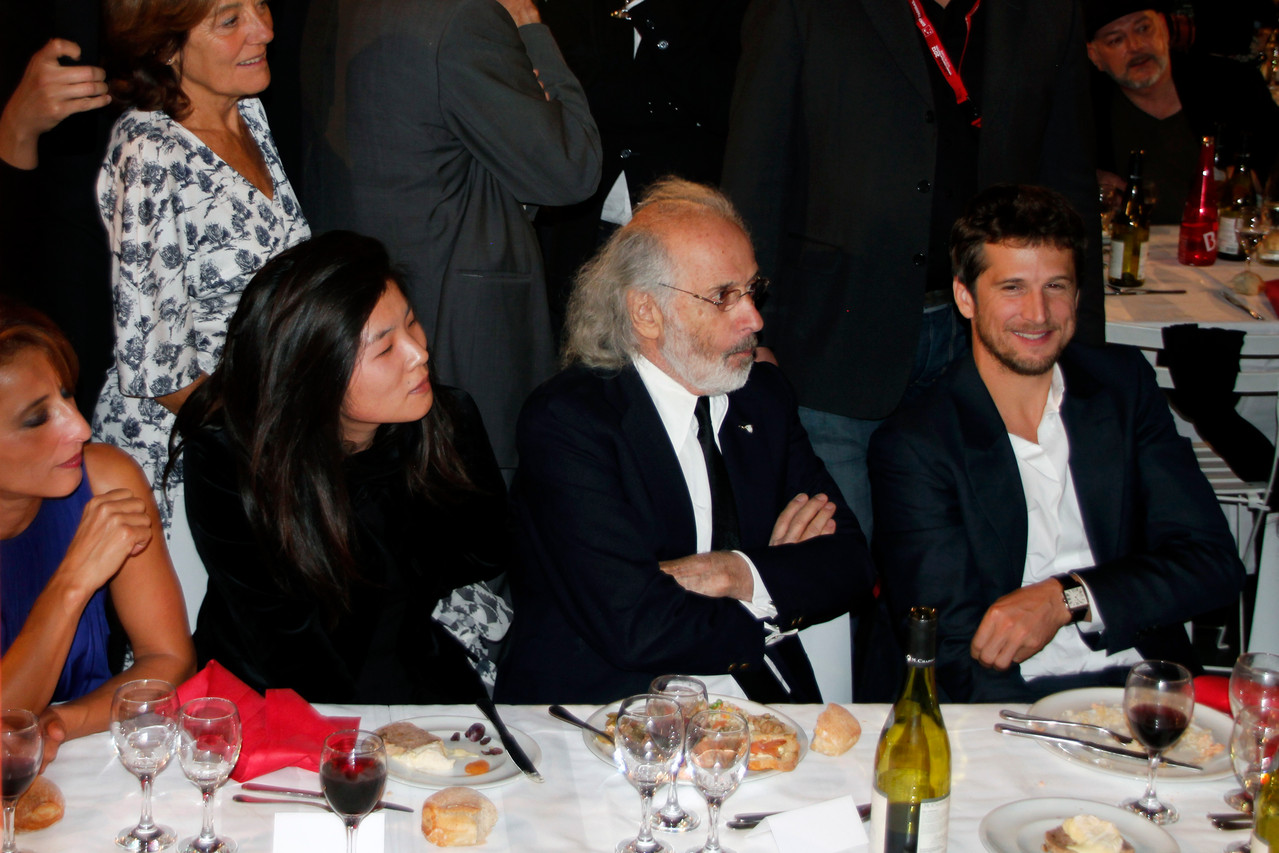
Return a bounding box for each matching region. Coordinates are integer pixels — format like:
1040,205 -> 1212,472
721,0 -> 1104,420
494,361 -> 875,704
867,345 -> 1245,702
300,0 -> 602,468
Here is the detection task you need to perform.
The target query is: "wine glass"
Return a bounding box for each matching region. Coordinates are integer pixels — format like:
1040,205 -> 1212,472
1226,706 -> 1279,811
177,698 -> 242,853
1120,660 -> 1194,825
1232,652 -> 1279,717
685,709 -> 750,853
2,710 -> 42,853
613,694 -> 683,853
1237,206 -> 1268,274
649,675 -> 708,833
320,730 -> 387,853
112,679 -> 179,851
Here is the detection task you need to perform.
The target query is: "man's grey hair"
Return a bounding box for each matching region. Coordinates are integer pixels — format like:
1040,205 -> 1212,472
561,178 -> 749,369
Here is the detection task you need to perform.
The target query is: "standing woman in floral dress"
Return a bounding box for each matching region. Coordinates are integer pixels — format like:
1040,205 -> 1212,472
94,0 -> 309,617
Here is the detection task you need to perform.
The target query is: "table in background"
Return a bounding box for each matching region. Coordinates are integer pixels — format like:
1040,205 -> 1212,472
29,703 -> 1246,852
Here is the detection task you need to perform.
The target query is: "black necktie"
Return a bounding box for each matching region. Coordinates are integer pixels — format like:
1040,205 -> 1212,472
694,396 -> 741,551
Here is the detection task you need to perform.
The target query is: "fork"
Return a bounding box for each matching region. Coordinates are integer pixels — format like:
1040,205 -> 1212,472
998,710 -> 1135,744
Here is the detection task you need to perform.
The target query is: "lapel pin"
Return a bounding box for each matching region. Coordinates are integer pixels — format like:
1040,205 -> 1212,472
739,423 -> 753,433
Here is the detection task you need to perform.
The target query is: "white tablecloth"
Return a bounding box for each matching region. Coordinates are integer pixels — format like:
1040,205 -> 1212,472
26,703 -> 1244,852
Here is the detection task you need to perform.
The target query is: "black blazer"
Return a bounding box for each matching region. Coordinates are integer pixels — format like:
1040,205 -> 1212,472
721,0 -> 1104,420
185,388 -> 512,704
868,345 -> 1245,702
494,361 -> 875,704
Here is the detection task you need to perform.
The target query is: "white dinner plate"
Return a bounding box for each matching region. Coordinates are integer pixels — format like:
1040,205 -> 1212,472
582,694 -> 809,783
379,715 -> 542,790
979,797 -> 1178,853
1026,686 -> 1232,781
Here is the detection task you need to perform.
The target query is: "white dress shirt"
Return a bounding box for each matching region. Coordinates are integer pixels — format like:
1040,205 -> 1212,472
1010,365 -> 1143,680
632,356 -> 790,697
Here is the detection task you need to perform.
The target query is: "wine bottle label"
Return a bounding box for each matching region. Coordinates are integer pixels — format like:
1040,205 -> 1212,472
1135,242 -> 1147,280
868,789 -> 949,853
1107,236 -> 1126,281
1220,214 -> 1241,255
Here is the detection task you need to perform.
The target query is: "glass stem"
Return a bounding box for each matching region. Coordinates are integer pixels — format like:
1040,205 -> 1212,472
660,759 -> 684,816
704,800 -> 723,853
199,787 -> 218,844
345,823 -> 357,853
137,774 -> 157,835
3,800 -> 18,852
637,788 -> 657,848
1140,752 -> 1161,808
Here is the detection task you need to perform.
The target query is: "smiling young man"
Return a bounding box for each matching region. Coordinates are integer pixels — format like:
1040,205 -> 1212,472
867,184 -> 1244,703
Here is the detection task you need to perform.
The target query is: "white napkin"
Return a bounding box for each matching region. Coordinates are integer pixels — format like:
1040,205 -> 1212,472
757,795 -> 869,853
273,811 -> 385,853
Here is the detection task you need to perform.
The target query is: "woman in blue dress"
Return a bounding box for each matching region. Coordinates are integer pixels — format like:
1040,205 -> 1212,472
0,299 -> 194,758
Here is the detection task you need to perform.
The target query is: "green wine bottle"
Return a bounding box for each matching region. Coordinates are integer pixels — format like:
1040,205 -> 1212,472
869,606 -> 951,853
1254,753 -> 1279,852
1108,150 -> 1150,288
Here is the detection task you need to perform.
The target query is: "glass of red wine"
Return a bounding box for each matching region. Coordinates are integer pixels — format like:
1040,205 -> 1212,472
1120,660 -> 1194,825
320,729 -> 387,853
2,709 -> 42,853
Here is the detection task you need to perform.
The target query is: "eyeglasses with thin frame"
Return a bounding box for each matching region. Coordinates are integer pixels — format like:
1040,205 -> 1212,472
656,276 -> 769,311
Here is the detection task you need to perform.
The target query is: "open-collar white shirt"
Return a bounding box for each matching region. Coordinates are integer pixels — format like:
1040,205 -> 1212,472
1010,365 -> 1143,679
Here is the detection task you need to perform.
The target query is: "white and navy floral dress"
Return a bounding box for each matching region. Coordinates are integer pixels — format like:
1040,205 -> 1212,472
93,98 -> 309,526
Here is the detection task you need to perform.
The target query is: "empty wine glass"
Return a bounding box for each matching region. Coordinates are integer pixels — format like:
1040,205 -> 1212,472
2,710 -> 42,853
1232,653 -> 1279,717
685,709 -> 750,853
177,698 -> 242,853
112,679 -> 179,851
320,730 -> 387,853
1237,206 -> 1268,275
613,694 -> 683,853
649,675 -> 708,833
1226,707 -> 1279,816
1120,660 -> 1194,825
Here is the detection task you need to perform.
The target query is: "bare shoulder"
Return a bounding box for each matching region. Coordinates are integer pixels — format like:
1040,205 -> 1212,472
83,444 -> 152,497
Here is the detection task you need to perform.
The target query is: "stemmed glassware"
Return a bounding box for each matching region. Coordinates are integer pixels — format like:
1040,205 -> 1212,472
112,679 -> 180,851
649,675 -> 708,833
613,694 -> 683,853
320,730 -> 387,853
1120,660 -> 1194,825
2,710 -> 42,853
1231,652 -> 1279,717
177,698 -> 242,853
1224,706 -> 1279,853
685,709 -> 750,853
1237,206 -> 1269,276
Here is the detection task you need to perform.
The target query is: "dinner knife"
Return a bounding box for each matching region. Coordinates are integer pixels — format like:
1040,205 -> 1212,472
1219,288 -> 1265,320
239,782 -> 414,813
994,723 -> 1203,770
232,794 -> 413,813
476,695 -> 545,783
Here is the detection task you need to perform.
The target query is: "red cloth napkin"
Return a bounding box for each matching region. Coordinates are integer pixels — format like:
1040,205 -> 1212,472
1264,279 -> 1279,316
177,660 -> 360,782
1195,674 -> 1232,717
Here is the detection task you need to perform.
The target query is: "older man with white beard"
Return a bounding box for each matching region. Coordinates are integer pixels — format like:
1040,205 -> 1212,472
494,178 -> 874,705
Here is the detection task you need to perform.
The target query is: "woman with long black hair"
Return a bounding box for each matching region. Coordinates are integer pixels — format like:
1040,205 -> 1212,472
173,231 -> 512,703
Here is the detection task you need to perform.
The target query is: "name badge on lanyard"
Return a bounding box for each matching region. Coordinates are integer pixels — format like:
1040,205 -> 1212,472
908,0 -> 982,128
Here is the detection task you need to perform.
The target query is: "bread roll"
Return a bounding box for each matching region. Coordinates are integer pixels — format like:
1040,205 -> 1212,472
811,703 -> 861,756
421,786 -> 497,846
14,776 -> 63,833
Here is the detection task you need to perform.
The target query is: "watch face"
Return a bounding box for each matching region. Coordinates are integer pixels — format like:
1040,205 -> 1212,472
1064,586 -> 1088,610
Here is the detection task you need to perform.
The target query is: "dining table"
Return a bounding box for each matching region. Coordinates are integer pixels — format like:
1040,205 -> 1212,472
27,701 -> 1247,852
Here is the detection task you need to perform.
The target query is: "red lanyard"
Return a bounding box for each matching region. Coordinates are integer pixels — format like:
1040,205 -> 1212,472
908,0 -> 982,128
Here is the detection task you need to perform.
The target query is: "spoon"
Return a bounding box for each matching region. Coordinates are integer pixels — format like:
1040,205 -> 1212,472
548,704 -> 612,740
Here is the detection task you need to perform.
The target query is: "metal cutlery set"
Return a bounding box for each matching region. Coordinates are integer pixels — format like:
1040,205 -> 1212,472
992,710 -> 1204,770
